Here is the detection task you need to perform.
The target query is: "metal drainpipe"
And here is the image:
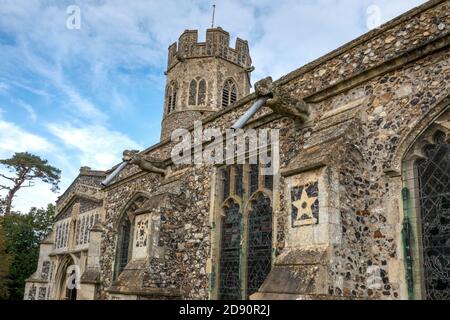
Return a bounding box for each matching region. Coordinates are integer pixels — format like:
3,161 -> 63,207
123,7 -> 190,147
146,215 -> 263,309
231,97 -> 269,130
101,161 -> 129,187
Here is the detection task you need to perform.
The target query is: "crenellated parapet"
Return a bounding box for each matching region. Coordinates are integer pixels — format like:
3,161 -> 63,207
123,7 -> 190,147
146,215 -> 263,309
167,27 -> 251,70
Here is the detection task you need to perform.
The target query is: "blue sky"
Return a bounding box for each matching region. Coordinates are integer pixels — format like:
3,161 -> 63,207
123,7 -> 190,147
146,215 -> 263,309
0,0 -> 426,212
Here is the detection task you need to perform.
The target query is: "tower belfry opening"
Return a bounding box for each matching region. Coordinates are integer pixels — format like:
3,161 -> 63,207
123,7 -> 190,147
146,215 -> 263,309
160,27 -> 253,140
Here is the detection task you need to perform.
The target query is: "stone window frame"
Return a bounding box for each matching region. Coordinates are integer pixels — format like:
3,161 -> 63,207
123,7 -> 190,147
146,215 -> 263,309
401,108 -> 449,300
221,78 -> 238,108
166,80 -> 178,114
211,162 -> 278,300
112,193 -> 151,281
188,77 -> 207,106
113,211 -> 134,281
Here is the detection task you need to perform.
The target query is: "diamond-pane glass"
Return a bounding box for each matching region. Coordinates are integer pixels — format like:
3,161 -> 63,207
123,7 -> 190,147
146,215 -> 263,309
247,193 -> 272,298
117,218 -> 131,277
417,131 -> 450,300
219,200 -> 242,300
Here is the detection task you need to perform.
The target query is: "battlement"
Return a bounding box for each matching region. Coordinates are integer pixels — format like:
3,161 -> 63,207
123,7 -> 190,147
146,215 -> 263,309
167,27 -> 252,69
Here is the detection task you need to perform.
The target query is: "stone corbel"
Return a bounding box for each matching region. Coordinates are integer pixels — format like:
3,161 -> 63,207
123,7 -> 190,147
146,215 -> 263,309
123,150 -> 167,176
176,52 -> 186,62
255,76 -> 311,123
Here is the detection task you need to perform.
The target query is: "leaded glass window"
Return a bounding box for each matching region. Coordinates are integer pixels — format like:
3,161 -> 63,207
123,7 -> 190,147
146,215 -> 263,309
247,193 -> 272,298
416,130 -> 450,300
115,217 -> 132,279
218,163 -> 274,300
198,79 -> 206,105
219,200 -> 242,300
188,78 -> 206,106
188,79 -> 197,105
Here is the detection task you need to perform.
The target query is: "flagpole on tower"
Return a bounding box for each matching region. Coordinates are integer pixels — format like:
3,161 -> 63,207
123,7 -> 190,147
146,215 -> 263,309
211,4 -> 216,28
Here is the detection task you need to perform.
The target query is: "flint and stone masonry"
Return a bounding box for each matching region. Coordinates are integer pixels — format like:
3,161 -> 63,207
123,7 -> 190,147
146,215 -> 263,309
25,0 -> 449,300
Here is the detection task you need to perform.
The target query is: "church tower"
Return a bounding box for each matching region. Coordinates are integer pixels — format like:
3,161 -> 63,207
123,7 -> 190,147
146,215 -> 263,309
160,27 -> 253,140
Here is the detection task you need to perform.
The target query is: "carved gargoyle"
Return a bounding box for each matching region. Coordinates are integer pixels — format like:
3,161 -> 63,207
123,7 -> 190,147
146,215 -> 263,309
255,76 -> 310,123
123,150 -> 167,176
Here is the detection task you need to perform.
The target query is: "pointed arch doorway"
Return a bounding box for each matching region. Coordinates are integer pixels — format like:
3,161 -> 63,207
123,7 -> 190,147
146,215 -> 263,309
55,255 -> 79,300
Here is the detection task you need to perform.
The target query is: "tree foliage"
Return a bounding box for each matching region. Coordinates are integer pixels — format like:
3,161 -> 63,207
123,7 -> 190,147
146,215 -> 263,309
1,204 -> 54,300
0,219 -> 12,299
0,197 -> 5,216
0,152 -> 61,215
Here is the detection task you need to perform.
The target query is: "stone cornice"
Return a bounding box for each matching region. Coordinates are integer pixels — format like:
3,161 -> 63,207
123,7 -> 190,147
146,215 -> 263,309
306,31 -> 450,103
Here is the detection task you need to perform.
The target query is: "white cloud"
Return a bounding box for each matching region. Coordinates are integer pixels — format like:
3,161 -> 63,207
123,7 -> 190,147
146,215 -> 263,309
46,122 -> 142,170
12,98 -> 38,122
0,82 -> 9,94
5,179 -> 59,214
19,50 -> 109,123
0,118 -> 54,158
0,117 -> 58,213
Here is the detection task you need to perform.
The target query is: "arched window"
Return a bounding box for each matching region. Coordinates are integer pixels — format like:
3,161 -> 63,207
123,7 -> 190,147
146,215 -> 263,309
166,81 -> 178,113
198,79 -> 206,105
112,194 -> 149,281
114,214 -> 132,280
217,163 -> 274,300
415,130 -> 450,299
222,79 -> 238,108
247,193 -> 272,297
219,199 -> 241,300
188,78 -> 207,106
188,79 -> 197,106
401,108 -> 450,300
